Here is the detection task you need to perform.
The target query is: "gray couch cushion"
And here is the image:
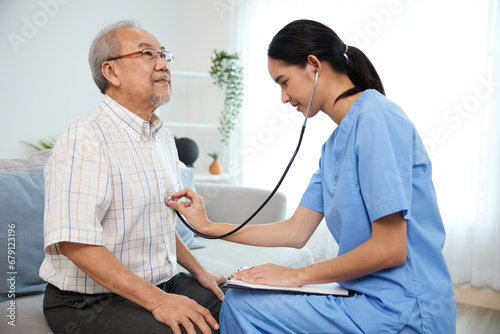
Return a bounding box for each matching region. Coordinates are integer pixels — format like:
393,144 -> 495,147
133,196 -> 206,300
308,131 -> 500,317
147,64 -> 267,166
0,294 -> 50,333
185,239 -> 314,278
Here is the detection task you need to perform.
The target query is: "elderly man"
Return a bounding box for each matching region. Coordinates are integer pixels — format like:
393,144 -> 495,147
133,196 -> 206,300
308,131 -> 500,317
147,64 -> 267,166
39,20 -> 225,334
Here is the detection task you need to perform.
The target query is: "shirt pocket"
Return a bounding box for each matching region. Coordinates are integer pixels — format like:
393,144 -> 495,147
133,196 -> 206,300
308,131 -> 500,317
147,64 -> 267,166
329,160 -> 362,209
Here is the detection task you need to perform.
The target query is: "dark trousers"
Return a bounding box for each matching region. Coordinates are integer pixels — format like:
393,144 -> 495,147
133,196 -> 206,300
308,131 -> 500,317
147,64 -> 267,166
43,273 -> 223,334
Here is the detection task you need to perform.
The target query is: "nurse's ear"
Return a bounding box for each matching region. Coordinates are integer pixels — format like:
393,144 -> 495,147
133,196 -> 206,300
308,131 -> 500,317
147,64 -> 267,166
307,55 -> 321,74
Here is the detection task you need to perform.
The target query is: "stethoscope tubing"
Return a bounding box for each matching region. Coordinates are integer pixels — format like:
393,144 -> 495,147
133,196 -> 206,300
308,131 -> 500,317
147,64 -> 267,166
175,70 -> 319,239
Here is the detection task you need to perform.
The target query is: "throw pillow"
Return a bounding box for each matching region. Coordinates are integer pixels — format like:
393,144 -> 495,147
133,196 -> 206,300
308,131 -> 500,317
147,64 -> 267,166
0,167 -> 46,302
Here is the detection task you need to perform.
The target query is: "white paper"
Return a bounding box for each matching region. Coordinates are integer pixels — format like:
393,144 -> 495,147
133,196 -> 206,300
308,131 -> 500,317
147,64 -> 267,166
225,267 -> 350,296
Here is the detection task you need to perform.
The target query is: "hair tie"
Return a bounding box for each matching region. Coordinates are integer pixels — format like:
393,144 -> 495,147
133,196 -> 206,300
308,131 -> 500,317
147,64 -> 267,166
343,45 -> 349,62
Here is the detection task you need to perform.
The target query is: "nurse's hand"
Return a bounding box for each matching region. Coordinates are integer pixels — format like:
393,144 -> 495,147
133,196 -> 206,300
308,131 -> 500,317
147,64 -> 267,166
231,263 -> 302,287
166,188 -> 213,234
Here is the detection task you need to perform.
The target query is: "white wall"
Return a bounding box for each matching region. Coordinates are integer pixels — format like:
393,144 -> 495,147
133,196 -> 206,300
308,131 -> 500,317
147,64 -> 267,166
0,0 -> 232,163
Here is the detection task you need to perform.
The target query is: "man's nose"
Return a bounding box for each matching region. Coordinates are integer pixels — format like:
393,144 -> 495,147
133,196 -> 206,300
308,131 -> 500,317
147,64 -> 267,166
155,56 -> 168,72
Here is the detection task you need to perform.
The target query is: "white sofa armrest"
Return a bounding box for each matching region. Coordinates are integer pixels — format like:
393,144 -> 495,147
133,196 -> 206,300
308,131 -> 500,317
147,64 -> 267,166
194,183 -> 287,225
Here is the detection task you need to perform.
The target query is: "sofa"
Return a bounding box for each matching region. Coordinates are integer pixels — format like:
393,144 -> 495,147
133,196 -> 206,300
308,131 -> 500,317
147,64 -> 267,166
0,150 -> 337,333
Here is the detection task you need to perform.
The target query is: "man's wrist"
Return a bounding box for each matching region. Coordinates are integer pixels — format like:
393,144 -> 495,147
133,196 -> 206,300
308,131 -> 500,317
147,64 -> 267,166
187,261 -> 208,280
144,284 -> 169,312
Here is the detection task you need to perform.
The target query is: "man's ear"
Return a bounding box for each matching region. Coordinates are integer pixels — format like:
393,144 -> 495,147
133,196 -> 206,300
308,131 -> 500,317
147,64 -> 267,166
102,61 -> 121,88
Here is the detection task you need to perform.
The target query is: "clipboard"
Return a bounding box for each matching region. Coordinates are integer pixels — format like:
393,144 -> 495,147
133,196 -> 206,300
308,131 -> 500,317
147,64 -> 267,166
224,270 -> 353,297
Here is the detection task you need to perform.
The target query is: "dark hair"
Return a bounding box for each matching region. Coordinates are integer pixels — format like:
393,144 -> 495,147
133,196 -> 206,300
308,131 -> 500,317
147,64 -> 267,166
268,19 -> 385,101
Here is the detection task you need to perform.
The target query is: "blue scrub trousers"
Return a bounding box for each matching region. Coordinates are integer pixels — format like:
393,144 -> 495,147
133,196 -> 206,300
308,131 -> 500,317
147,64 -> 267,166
220,289 -> 422,334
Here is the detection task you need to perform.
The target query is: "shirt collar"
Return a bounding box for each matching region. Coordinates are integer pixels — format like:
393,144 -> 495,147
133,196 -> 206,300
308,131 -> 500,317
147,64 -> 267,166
102,95 -> 164,142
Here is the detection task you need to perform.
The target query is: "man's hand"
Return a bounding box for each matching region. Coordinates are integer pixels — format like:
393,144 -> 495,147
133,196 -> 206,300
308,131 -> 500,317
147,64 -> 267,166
175,228 -> 227,304
193,268 -> 226,302
151,293 -> 219,334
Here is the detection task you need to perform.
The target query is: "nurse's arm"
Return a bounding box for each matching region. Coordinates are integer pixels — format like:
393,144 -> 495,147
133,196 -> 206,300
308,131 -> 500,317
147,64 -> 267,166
167,188 -> 324,248
295,211 -> 407,285
201,206 -> 324,248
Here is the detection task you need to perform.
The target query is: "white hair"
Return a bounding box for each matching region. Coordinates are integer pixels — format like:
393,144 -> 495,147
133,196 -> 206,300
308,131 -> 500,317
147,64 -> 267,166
88,20 -> 139,94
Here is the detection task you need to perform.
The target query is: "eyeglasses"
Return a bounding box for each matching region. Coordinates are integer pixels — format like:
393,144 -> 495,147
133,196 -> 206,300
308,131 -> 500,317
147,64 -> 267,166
107,48 -> 174,63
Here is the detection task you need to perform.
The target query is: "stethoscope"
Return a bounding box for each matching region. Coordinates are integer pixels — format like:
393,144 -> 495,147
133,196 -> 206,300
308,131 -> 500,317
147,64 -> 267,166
171,68 -> 319,239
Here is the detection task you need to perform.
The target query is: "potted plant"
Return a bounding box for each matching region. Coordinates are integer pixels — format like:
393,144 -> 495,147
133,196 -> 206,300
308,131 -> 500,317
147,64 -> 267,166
209,50 -> 244,145
208,152 -> 223,175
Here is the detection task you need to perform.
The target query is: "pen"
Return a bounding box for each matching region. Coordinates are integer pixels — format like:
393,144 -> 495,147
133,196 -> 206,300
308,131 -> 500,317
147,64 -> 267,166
228,266 -> 246,280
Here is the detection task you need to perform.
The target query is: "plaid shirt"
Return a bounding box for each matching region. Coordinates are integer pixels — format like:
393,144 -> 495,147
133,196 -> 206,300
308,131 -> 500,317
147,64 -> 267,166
40,95 -> 180,294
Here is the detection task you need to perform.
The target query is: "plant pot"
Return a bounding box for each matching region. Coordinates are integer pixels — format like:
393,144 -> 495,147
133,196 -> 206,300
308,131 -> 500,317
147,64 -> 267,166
209,159 -> 223,175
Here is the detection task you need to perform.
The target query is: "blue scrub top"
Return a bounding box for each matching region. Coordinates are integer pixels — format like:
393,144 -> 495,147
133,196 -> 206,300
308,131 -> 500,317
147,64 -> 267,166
300,89 -> 456,332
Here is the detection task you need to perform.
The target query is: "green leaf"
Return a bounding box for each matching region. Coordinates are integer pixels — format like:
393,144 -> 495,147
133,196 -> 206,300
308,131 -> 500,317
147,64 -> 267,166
21,137 -> 56,151
209,50 -> 244,145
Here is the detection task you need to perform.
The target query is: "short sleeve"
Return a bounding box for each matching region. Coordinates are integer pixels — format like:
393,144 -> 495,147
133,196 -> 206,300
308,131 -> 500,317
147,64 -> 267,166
299,162 -> 324,213
355,104 -> 413,222
44,136 -> 112,255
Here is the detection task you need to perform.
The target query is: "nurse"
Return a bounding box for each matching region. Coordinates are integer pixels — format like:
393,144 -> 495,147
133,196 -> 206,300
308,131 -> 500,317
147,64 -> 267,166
168,19 -> 457,333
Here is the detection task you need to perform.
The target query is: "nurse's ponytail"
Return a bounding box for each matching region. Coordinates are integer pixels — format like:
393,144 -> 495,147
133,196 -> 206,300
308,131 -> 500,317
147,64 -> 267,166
268,19 -> 385,102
